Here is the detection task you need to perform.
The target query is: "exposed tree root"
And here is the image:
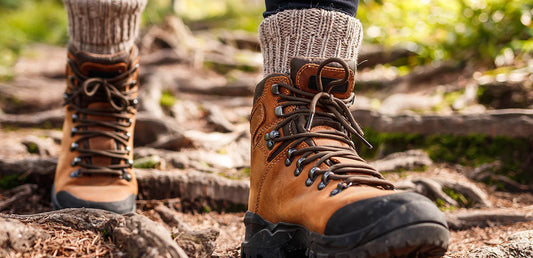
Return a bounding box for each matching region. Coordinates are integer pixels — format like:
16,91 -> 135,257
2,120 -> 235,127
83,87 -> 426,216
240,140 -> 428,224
446,208 -> 533,230
1,208 -> 188,257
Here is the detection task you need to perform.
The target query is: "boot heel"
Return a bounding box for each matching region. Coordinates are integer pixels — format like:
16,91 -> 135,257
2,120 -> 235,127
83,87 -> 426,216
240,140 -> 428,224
241,211 -> 306,258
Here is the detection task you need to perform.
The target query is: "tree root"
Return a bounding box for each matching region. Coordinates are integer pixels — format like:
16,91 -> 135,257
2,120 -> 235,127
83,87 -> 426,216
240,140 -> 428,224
446,208 -> 533,230
1,208 -> 188,257
396,176 -> 491,208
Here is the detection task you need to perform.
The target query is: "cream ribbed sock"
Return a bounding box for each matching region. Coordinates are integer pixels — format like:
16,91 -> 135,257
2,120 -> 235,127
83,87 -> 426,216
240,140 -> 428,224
259,8 -> 363,75
64,0 -> 147,54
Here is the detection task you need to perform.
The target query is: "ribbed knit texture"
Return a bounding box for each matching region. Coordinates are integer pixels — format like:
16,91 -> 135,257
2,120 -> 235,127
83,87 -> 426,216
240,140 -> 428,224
259,8 -> 363,75
64,0 -> 147,54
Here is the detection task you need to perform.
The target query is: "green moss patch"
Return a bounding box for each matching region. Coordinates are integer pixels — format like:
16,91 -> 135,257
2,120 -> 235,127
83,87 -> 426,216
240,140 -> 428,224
355,128 -> 533,185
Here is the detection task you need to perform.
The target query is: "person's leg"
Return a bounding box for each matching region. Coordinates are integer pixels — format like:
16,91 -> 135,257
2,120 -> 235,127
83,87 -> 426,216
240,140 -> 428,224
52,0 -> 146,214
242,1 -> 450,256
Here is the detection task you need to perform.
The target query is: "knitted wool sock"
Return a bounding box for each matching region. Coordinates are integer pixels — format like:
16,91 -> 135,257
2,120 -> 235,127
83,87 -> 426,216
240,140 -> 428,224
259,8 -> 363,75
64,0 -> 147,54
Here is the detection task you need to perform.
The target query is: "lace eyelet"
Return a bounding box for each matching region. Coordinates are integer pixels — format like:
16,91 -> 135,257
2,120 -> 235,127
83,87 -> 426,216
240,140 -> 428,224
126,146 -> 131,153
70,142 -> 79,151
121,171 -> 132,181
330,182 -> 352,197
294,167 -> 302,176
269,130 -> 280,139
71,127 -> 78,136
63,92 -> 69,100
296,157 -> 305,168
305,167 -> 320,186
318,171 -> 333,190
128,159 -> 134,166
285,148 -> 297,166
266,140 -> 275,149
72,113 -> 79,122
70,169 -> 81,178
71,157 -> 81,166
271,83 -> 281,95
274,106 -> 284,116
131,98 -> 139,106
125,132 -> 131,140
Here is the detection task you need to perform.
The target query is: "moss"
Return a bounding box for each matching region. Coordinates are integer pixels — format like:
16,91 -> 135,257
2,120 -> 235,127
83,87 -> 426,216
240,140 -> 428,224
355,128 -> 533,185
159,90 -> 176,109
101,228 -> 109,239
133,156 -> 162,169
0,174 -> 28,189
201,205 -> 212,213
442,187 -> 469,207
25,142 -> 39,154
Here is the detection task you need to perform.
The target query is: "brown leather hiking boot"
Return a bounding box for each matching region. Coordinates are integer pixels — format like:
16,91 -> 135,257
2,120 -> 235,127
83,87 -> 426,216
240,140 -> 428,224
51,46 -> 140,214
242,57 -> 449,257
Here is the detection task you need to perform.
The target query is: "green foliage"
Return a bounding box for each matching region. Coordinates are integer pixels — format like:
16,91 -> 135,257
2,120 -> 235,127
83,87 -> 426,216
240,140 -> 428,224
356,128 -> 533,185
0,0 -> 67,80
358,0 -> 533,65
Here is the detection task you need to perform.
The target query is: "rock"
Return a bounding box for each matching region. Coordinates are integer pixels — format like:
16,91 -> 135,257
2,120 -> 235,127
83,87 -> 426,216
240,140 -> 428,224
468,230 -> 533,257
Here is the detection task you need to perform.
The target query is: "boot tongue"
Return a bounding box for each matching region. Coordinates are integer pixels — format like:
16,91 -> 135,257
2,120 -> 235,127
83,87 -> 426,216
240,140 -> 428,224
69,48 -> 132,78
290,57 -> 356,99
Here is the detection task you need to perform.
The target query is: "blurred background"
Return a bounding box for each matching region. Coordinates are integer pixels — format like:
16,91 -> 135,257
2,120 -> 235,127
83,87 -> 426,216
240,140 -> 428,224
1,0 -> 533,77
0,2 -> 533,256
0,0 -> 533,202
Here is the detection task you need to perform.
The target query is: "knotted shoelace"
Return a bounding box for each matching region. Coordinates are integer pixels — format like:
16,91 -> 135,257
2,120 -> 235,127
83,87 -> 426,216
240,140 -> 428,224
63,59 -> 139,180
265,58 -> 394,196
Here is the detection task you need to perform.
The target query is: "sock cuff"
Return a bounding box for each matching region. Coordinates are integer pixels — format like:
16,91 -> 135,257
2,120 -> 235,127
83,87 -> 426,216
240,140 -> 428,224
64,0 -> 147,54
259,8 -> 363,75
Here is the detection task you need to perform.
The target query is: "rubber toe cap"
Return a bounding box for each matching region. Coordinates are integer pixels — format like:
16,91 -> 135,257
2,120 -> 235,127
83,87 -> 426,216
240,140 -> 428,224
324,192 -> 448,236
52,186 -> 136,214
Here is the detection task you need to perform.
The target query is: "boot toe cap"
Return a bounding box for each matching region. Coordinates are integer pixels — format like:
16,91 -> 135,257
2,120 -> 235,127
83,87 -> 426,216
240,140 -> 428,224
324,191 -> 448,236
52,186 -> 136,214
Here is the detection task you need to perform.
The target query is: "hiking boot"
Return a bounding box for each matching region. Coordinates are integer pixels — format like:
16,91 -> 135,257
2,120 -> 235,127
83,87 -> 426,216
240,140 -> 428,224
242,57 -> 449,257
51,46 -> 140,214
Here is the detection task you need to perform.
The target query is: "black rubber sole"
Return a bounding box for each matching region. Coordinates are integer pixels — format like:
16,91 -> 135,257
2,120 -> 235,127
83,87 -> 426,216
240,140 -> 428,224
240,211 -> 449,258
51,185 -> 136,214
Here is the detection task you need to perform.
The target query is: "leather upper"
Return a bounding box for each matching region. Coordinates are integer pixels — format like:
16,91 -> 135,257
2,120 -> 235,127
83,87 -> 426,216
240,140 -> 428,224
54,46 -> 139,203
249,57 -> 396,234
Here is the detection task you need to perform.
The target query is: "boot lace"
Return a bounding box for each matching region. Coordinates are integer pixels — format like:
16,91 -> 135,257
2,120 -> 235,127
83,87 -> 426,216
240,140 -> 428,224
63,59 -> 139,180
265,58 -> 394,196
